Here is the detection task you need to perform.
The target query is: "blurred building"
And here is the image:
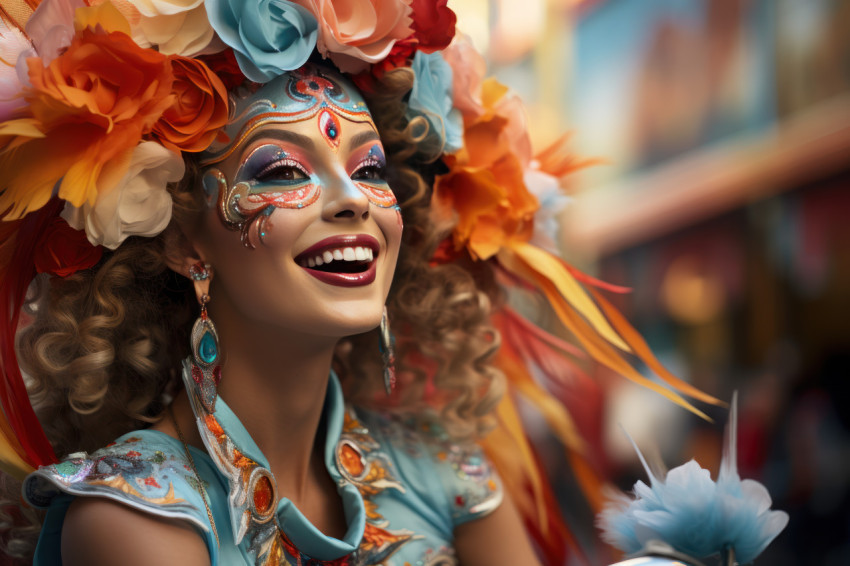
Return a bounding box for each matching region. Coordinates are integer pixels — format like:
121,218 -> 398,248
463,0 -> 850,563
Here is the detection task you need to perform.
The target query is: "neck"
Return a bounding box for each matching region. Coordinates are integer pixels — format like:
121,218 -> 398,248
208,291 -> 338,502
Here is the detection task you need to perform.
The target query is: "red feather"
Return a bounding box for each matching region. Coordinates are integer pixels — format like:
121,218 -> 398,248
0,201 -> 61,469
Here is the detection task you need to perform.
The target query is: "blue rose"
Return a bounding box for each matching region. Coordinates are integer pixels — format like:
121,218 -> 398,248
407,51 -> 464,154
205,0 -> 318,83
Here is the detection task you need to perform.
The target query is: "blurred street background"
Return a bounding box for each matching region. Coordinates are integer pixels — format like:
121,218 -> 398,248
455,0 -> 850,563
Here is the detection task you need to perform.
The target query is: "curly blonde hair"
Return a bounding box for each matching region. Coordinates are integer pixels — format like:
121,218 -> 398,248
2,66 -> 505,558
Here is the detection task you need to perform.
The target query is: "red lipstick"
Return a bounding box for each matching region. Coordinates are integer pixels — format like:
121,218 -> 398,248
295,234 -> 380,287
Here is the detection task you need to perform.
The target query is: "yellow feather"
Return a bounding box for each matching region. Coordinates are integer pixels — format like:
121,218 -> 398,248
499,246 -> 712,421
507,243 -> 631,353
482,392 -> 549,531
0,421 -> 34,481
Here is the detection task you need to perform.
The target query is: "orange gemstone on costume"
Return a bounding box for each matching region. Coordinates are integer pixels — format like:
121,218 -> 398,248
339,443 -> 365,477
253,475 -> 273,513
232,448 -> 254,469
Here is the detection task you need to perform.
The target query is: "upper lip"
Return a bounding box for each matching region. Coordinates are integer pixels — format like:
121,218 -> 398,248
294,234 -> 380,263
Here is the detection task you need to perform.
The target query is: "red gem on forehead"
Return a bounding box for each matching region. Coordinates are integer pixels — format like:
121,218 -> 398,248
295,75 -> 334,97
319,109 -> 341,149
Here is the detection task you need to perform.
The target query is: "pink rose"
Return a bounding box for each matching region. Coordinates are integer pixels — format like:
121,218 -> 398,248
441,33 -> 487,124
293,0 -> 412,73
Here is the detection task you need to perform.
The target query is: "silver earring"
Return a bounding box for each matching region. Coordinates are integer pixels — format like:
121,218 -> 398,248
189,262 -> 221,412
379,305 -> 396,395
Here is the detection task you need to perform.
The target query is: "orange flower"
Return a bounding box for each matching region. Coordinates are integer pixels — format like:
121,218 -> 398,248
433,78 -> 538,260
0,29 -> 174,220
152,56 -> 228,153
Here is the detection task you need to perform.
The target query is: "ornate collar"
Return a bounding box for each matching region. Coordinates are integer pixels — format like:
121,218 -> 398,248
181,358 -> 366,564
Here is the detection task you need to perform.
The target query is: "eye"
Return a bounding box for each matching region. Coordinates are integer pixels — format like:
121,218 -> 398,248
352,163 -> 386,182
255,159 -> 309,183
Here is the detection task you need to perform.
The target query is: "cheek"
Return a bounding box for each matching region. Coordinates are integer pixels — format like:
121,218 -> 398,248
375,206 -> 403,265
203,168 -> 322,250
354,182 -> 397,208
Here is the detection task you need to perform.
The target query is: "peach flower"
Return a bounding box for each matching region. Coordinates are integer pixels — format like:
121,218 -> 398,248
293,0 -> 412,73
441,33 -> 486,124
90,0 -> 217,56
152,55 -> 228,153
0,29 -> 174,220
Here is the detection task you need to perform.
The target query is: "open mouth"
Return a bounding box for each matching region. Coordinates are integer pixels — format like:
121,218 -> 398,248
298,245 -> 375,274
295,235 -> 380,287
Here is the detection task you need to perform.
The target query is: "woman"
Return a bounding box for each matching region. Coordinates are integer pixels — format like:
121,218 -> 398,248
0,1 -> 715,564
20,63 -> 535,565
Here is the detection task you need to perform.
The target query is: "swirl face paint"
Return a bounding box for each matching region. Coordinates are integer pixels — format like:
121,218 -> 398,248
200,65 -> 391,248
203,143 -> 322,248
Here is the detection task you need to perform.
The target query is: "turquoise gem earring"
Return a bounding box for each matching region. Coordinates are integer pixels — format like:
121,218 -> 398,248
189,261 -> 221,412
379,305 -> 396,396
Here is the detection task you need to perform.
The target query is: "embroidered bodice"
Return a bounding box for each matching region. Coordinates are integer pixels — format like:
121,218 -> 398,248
24,363 -> 502,565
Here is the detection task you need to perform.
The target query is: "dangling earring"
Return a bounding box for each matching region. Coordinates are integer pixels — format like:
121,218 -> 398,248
189,261 -> 221,412
379,305 -> 396,395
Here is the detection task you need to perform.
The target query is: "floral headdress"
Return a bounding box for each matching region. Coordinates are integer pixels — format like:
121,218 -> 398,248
0,2 -> 721,563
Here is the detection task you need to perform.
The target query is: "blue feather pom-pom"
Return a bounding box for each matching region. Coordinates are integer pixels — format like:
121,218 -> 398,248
599,394 -> 789,564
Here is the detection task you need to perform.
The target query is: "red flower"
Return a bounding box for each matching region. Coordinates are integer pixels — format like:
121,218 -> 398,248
33,217 -> 103,278
197,49 -> 246,91
144,476 -> 162,488
352,38 -> 416,93
409,0 -> 457,53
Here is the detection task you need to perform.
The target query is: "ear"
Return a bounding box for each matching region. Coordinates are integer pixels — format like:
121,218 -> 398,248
162,225 -> 212,305
163,224 -> 205,277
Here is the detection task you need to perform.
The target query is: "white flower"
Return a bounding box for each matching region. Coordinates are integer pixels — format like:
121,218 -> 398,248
123,0 -> 217,56
524,164 -> 571,255
62,142 -> 183,249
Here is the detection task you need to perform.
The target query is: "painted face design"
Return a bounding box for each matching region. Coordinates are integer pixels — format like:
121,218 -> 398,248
200,65 -> 397,248
348,144 -> 397,209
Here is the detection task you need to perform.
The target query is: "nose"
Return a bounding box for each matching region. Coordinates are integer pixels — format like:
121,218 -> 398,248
321,168 -> 370,222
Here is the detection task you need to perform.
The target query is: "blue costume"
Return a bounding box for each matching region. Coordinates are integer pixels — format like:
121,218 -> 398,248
24,364 -> 502,565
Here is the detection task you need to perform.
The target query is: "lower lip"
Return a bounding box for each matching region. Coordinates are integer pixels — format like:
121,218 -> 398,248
301,261 -> 377,287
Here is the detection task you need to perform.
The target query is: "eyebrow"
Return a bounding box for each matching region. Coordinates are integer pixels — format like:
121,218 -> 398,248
348,130 -> 381,150
240,128 -> 317,153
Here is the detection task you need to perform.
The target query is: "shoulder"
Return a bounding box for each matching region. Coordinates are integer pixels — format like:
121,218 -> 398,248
62,496 -> 210,566
351,408 -> 503,527
24,430 -> 216,565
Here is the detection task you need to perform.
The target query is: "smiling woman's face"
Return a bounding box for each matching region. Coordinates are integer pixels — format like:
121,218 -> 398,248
193,67 -> 402,339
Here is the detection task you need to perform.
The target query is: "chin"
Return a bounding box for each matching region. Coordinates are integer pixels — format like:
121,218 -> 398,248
298,304 -> 384,339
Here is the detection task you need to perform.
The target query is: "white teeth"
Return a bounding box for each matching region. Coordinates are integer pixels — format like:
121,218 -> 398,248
302,246 -> 377,268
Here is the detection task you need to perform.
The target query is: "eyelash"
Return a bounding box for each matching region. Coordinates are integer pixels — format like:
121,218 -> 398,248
254,157 -> 309,183
352,157 -> 386,182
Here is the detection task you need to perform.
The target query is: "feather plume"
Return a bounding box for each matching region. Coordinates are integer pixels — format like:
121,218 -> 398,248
599,394 -> 789,564
0,202 -> 61,478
